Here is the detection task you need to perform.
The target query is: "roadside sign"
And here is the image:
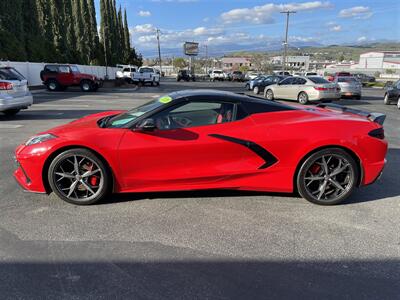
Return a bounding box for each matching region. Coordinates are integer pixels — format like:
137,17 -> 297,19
184,42 -> 199,56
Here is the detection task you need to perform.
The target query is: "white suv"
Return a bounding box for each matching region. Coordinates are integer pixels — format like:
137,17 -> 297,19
0,67 -> 33,116
210,70 -> 225,81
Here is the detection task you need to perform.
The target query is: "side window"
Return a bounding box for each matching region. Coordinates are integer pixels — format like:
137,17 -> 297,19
153,102 -> 235,130
280,78 -> 294,85
59,66 -> 70,73
45,65 -> 58,73
396,81 -> 400,90
293,78 -> 307,85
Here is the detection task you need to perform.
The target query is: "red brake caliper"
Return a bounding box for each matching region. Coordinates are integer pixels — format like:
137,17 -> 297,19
310,164 -> 321,174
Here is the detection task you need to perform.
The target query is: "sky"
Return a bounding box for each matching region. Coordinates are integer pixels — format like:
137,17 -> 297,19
95,0 -> 400,57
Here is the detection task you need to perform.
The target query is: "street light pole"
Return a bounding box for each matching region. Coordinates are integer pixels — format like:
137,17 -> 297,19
280,11 -> 296,73
156,28 -> 162,73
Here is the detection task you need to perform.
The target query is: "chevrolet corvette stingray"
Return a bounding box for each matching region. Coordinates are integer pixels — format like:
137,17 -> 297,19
14,90 -> 387,205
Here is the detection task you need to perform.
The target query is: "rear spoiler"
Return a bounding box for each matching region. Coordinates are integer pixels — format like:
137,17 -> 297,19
316,103 -> 386,125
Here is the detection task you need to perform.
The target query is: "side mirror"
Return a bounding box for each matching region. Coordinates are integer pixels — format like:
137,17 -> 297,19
137,118 -> 157,131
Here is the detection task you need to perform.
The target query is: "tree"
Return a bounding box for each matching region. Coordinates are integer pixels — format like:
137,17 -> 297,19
87,0 -> 101,64
173,57 -> 188,69
123,9 -> 131,62
0,1 -> 27,60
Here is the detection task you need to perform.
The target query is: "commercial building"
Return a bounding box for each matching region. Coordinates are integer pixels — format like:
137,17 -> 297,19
221,57 -> 252,71
270,55 -> 310,71
358,51 -> 400,70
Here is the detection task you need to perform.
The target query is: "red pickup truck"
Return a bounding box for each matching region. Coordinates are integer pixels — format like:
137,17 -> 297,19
40,64 -> 102,92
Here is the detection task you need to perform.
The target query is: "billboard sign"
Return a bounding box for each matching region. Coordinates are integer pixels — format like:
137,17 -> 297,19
184,42 -> 199,56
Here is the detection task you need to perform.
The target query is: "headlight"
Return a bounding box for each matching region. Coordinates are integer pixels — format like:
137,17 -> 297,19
25,133 -> 57,146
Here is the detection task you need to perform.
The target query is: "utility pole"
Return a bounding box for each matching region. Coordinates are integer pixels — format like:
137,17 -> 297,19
204,44 -> 208,75
280,11 -> 296,73
156,28 -> 162,73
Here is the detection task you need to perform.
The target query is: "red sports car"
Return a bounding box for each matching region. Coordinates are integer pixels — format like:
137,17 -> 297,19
14,90 -> 387,205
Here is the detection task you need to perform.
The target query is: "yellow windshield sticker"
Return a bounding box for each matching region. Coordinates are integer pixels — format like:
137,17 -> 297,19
159,96 -> 172,104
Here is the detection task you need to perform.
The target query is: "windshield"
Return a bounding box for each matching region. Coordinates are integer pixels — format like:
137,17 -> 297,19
213,71 -> 222,74
106,95 -> 173,128
338,77 -> 357,83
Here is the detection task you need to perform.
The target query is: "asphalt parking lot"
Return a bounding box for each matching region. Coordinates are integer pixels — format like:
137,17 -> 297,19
0,79 -> 399,299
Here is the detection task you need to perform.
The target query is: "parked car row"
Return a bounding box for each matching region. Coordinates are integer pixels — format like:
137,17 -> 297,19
115,65 -> 161,86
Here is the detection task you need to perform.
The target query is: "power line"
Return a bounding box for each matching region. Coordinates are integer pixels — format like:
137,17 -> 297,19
280,10 -> 296,73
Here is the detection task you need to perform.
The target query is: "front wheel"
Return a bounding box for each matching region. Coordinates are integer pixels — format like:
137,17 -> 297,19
298,92 -> 309,104
397,96 -> 400,109
80,80 -> 92,92
253,86 -> 260,95
48,149 -> 111,205
296,148 -> 359,205
3,109 -> 20,116
383,93 -> 390,105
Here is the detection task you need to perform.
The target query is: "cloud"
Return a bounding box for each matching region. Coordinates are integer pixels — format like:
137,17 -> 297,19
339,6 -> 373,19
357,36 -> 367,42
221,1 -> 332,24
138,10 -> 151,17
330,25 -> 341,32
131,24 -> 225,49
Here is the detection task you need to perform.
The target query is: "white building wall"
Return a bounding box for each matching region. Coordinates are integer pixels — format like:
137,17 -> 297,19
0,61 -> 118,86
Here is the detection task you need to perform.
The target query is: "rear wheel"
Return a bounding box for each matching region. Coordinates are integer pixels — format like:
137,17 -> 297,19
265,89 -> 274,100
397,96 -> 400,109
354,95 -> 361,100
3,109 -> 20,116
298,92 -> 309,104
80,80 -> 92,92
296,148 -> 359,205
46,79 -> 60,91
48,148 -> 111,205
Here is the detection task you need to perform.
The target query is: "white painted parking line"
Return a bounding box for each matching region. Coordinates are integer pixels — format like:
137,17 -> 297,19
0,124 -> 24,129
25,112 -> 64,116
34,104 -> 90,108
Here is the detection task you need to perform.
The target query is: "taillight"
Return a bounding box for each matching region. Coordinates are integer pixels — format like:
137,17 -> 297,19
368,128 -> 385,140
0,82 -> 13,90
314,87 -> 328,91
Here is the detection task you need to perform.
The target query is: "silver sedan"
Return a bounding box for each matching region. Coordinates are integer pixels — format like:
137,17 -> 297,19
264,76 -> 340,104
335,76 -> 362,99
0,67 -> 33,116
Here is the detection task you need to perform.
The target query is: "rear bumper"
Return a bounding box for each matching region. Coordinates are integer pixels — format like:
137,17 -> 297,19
308,90 -> 341,101
0,93 -> 33,111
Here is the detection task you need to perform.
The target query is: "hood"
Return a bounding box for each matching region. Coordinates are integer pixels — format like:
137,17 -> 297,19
44,111 -> 125,136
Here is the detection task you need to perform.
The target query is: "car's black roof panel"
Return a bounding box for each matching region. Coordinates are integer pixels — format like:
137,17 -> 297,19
168,89 -> 296,110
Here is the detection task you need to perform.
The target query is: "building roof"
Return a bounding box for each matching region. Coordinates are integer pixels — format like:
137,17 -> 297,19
221,57 -> 251,64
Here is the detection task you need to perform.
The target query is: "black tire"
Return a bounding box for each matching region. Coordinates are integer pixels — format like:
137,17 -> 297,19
265,89 -> 274,100
397,96 -> 400,110
354,95 -> 361,100
156,80 -> 160,86
3,109 -> 20,116
383,93 -> 390,105
46,79 -> 60,91
253,86 -> 260,95
298,92 -> 309,104
48,148 -> 111,205
80,80 -> 92,92
296,148 -> 359,205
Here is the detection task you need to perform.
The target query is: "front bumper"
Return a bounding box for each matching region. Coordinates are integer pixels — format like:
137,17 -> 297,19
13,144 -> 50,194
0,93 -> 33,111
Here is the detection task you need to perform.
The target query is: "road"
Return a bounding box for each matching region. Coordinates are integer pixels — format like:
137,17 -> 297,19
0,80 -> 399,299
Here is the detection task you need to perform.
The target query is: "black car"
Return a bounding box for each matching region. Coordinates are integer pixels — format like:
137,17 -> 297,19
354,73 -> 375,85
252,75 -> 285,95
384,80 -> 400,109
177,70 -> 195,82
